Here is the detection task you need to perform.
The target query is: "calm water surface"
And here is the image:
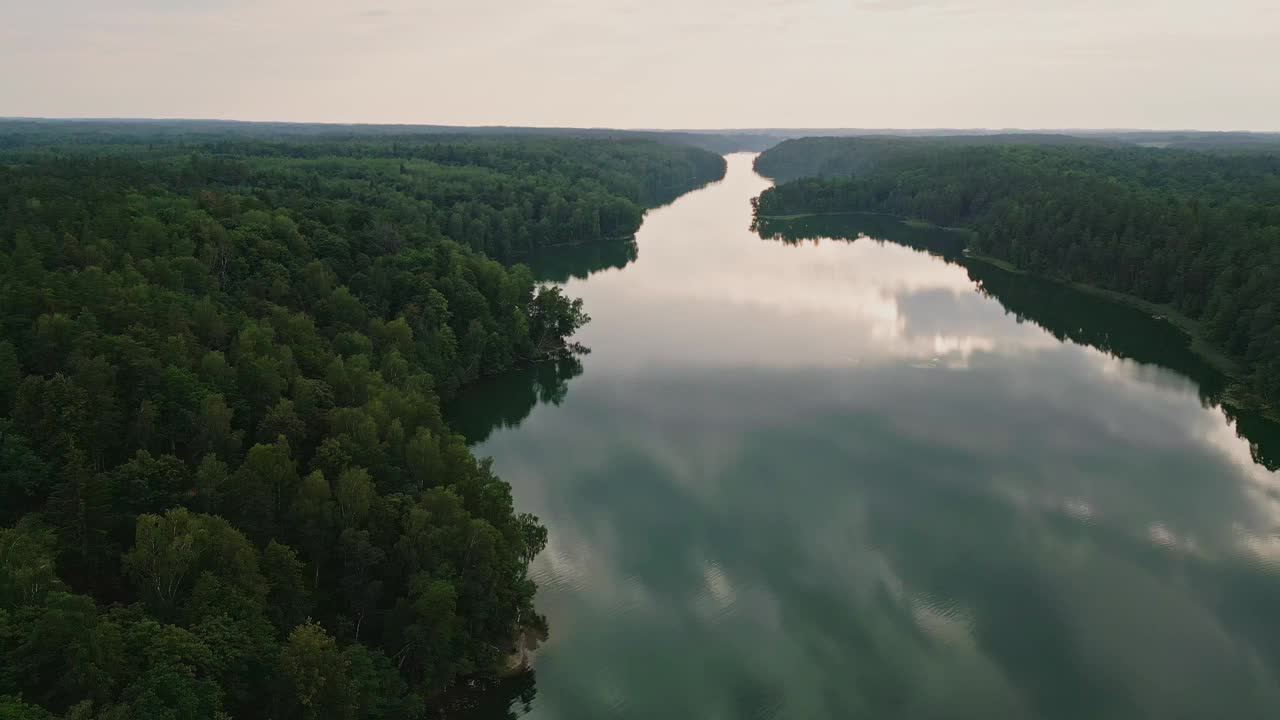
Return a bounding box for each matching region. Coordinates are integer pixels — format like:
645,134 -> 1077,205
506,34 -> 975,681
448,154 -> 1280,719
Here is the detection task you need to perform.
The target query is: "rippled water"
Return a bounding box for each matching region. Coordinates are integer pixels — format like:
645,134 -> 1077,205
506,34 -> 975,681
448,153 -> 1280,719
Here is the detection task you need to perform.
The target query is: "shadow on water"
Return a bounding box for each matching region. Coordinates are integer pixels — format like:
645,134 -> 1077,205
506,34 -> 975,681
756,212 -> 1280,470
753,212 -> 969,257
963,261 -> 1226,398
446,356 -> 585,445
429,670 -> 539,720
1229,406 -> 1280,471
524,238 -> 639,283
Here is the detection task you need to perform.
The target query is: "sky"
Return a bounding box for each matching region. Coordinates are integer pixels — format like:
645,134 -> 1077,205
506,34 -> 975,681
2,0 -> 1278,130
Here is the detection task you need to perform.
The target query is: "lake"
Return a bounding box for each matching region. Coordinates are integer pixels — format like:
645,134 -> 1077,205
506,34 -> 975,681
446,153 -> 1280,719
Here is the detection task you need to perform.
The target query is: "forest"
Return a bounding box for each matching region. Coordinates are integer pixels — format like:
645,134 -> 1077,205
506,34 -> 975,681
752,137 -> 1280,409
0,119 -> 775,156
0,132 -> 724,719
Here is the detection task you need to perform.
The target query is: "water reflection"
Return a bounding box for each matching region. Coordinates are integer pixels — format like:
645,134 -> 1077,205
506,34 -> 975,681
447,356 -> 584,445
964,261 -> 1225,397
525,238 -> 639,283
431,670 -> 539,720
753,212 -> 969,257
756,212 -> 1222,396
755,211 -> 1279,469
450,154 -> 1280,719
1233,411 -> 1280,471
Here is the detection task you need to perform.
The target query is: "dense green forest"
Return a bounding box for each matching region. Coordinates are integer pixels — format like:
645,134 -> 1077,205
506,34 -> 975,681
1,132 -> 726,263
753,134 -> 1280,184
0,133 -> 722,718
752,138 -> 1280,409
0,119 -> 776,156
752,135 -> 1121,182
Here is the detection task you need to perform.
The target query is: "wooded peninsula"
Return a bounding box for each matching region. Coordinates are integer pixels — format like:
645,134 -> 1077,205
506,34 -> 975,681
0,128 -> 725,719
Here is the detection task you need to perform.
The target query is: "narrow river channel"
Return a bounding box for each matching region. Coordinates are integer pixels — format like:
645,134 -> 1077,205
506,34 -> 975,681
447,153 -> 1280,719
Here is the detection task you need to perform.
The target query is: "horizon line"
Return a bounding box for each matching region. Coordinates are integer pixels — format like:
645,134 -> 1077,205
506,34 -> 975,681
2,116 -> 1278,135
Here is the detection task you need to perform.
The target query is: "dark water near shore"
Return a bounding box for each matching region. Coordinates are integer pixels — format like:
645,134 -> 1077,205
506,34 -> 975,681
447,153 -> 1280,719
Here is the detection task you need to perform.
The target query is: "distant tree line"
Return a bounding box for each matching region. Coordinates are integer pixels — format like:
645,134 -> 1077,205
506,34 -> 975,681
752,135 -> 1123,183
0,134 -> 719,718
2,134 -> 725,263
0,119 -> 780,155
752,138 -> 1280,408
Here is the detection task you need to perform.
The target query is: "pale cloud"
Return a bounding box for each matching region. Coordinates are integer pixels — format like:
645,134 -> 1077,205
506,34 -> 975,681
0,0 -> 1276,129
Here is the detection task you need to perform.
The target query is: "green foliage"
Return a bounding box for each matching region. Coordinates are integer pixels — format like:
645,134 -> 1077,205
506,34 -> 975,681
0,131 -> 714,717
0,518 -> 63,607
278,621 -> 355,720
0,695 -> 57,720
261,541 -> 311,632
752,134 -> 1122,183
123,508 -> 260,612
0,422 -> 51,526
102,663 -> 223,720
528,286 -> 591,359
754,139 -> 1280,408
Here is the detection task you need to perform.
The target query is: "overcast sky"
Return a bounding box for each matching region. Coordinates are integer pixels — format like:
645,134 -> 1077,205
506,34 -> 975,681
2,0 -> 1277,130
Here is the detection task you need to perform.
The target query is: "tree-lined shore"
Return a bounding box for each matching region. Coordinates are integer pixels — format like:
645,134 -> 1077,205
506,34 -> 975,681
0,131 -> 725,719
753,137 -> 1280,410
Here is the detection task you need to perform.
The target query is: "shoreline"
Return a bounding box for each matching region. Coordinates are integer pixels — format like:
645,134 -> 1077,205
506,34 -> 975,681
956,244 -> 1278,423
964,249 -> 1278,423
755,208 -> 1275,422
960,251 -> 1240,378
756,211 -> 974,235
756,210 -> 895,221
